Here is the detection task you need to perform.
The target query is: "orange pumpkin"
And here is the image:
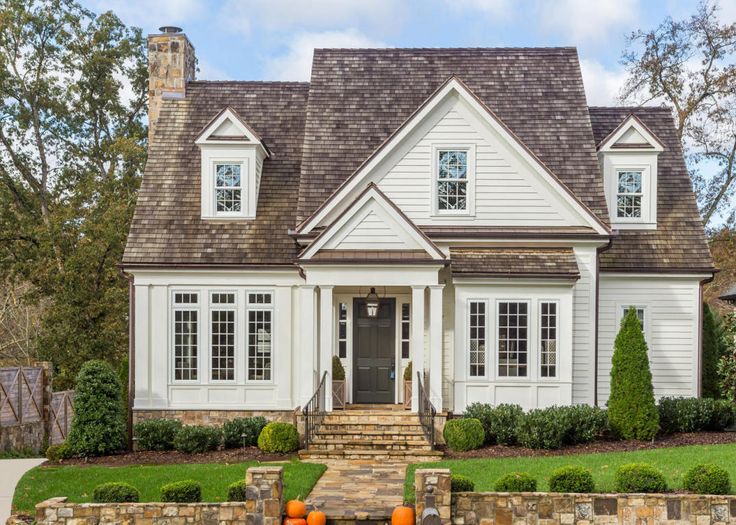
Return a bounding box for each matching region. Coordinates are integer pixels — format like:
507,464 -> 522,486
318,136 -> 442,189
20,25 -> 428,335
307,510 -> 326,525
392,505 -> 415,525
284,519 -> 306,525
286,500 -> 307,519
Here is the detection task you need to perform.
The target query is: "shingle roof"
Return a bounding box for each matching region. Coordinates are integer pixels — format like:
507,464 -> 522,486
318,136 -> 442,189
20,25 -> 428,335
297,47 -> 609,224
588,107 -> 714,272
122,81 -> 309,266
450,248 -> 580,279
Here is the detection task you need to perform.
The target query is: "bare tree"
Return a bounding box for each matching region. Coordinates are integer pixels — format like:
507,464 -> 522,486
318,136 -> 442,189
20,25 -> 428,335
0,281 -> 44,366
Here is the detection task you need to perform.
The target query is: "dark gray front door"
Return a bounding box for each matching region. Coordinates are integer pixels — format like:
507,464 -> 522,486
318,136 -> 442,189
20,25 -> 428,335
353,298 -> 396,404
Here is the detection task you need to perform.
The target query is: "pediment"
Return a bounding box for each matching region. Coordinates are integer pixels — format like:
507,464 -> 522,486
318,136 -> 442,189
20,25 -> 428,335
195,107 -> 270,156
598,115 -> 664,153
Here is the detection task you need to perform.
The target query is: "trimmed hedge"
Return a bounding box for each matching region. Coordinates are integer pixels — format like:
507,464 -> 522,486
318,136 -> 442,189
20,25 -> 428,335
45,443 -> 72,462
134,419 -> 182,451
443,418 -> 485,451
257,422 -> 299,453
549,466 -> 595,493
614,463 -> 667,493
173,425 -> 222,454
494,472 -> 537,492
464,403 -> 523,445
223,417 -> 268,449
227,480 -> 247,501
160,480 -> 202,503
683,464 -> 731,495
93,482 -> 140,503
657,397 -> 735,434
451,475 -> 475,492
516,409 -> 568,450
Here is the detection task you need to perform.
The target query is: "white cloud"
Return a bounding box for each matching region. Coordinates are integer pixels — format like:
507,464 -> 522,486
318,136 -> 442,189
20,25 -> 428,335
264,29 -> 388,81
197,59 -> 232,81
538,0 -> 639,45
84,0 -> 205,30
579,58 -> 625,106
219,0 -> 406,37
445,0 -> 514,17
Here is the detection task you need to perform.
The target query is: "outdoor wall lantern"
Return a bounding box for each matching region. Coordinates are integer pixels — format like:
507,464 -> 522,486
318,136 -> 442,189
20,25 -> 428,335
365,287 -> 380,318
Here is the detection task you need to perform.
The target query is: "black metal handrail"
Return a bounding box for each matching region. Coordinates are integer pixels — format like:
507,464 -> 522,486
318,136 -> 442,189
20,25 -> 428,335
302,371 -> 328,449
416,370 -> 436,450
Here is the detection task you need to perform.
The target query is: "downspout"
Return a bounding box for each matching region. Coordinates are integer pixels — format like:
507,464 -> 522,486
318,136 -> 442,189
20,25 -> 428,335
698,273 -> 717,397
121,269 -> 135,451
594,236 -> 614,407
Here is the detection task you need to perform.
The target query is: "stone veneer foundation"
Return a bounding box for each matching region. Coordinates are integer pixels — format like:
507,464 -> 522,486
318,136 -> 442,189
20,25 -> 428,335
133,409 -> 298,426
415,469 -> 736,525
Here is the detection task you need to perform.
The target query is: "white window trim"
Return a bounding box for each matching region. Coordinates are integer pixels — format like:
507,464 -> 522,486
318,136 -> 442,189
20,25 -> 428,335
614,167 -> 648,222
431,143 -> 476,217
495,299 -> 531,381
467,298 -> 489,379
208,290 -> 238,384
246,290 -> 275,384
538,299 -> 560,381
170,289 -> 201,385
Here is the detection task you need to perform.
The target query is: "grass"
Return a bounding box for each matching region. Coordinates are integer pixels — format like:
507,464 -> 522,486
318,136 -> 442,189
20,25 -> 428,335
405,443 -> 736,501
13,459 -> 326,514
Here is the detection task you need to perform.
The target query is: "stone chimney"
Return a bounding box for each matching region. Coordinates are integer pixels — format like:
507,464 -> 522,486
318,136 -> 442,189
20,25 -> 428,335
147,26 -> 196,141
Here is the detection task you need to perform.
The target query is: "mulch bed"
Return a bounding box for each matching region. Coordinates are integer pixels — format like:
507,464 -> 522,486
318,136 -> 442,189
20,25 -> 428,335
443,431 -> 736,459
51,447 -> 294,467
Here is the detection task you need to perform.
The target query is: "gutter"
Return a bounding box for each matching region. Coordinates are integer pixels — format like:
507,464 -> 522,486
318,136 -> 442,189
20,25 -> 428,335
593,235 -> 615,407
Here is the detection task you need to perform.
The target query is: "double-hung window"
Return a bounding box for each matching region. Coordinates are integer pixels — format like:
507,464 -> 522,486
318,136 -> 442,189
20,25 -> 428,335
173,292 -> 199,381
210,292 -> 236,381
616,170 -> 643,218
468,301 -> 487,377
437,150 -> 468,212
498,301 -> 529,377
247,292 -> 273,381
539,302 -> 558,378
215,163 -> 243,213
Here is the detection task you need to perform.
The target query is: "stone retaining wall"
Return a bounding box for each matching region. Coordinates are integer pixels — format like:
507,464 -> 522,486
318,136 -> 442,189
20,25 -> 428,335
32,466 -> 283,525
415,469 -> 736,525
133,409 -> 297,426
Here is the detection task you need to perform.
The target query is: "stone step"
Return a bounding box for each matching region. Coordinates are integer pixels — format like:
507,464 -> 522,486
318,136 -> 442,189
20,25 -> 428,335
318,422 -> 425,433
313,430 -> 427,442
299,448 -> 444,462
323,414 -> 422,424
309,437 -> 433,450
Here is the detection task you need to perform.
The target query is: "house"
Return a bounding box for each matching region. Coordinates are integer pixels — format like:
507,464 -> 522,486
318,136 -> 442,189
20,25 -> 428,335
122,28 -> 714,431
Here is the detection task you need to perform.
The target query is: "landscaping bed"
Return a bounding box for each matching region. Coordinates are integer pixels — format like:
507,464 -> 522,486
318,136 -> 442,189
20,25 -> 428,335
12,459 -> 326,515
49,446 -> 293,466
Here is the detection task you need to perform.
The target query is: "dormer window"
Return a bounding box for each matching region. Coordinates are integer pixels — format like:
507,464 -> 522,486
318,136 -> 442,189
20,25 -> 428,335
215,163 -> 243,213
432,145 -> 475,215
616,170 -> 643,219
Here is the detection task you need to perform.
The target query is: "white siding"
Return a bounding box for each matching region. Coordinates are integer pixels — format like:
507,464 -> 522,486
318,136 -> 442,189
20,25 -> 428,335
377,97 -> 588,227
572,247 -> 597,404
326,209 -> 410,250
597,275 -> 700,403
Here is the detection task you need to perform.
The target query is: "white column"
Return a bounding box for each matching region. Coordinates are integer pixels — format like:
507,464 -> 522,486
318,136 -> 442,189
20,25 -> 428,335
411,285 -> 426,411
299,285 -> 317,406
429,284 -> 444,409
319,285 -> 334,412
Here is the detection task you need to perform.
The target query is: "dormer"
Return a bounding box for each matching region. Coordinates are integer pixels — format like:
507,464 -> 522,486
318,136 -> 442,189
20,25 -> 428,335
195,107 -> 270,220
597,115 -> 664,230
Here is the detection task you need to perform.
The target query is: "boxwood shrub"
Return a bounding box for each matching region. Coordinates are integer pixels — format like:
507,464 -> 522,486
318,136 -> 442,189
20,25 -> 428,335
45,443 -> 72,462
548,466 -> 595,493
657,397 -> 735,434
257,422 -> 299,453
493,472 -> 537,492
93,482 -> 140,503
451,475 -> 475,492
516,408 -> 568,449
160,480 -> 202,502
683,464 -> 731,495
614,463 -> 667,493
558,405 -> 609,444
223,417 -> 268,449
134,418 -> 182,451
464,403 -> 523,445
173,425 -> 222,454
443,418 -> 485,451
227,480 -> 247,501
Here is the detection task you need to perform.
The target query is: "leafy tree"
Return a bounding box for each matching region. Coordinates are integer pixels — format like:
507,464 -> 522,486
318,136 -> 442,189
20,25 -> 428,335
0,0 -> 147,387
621,1 -> 736,226
608,307 -> 660,441
718,312 -> 736,401
702,303 -> 728,398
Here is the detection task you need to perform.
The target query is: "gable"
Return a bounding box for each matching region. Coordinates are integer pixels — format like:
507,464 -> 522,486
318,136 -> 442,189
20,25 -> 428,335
615,127 -> 650,146
195,107 -> 269,154
597,114 -> 664,153
211,118 -> 246,138
298,77 -> 609,235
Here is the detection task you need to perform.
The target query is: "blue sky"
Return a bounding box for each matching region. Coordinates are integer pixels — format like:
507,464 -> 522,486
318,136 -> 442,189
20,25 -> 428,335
81,0 -> 735,106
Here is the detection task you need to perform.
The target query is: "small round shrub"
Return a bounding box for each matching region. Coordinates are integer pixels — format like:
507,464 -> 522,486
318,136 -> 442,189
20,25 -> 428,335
493,472 -> 537,492
464,403 -> 523,446
134,418 -> 182,451
332,355 -> 346,381
45,443 -> 72,462
451,475 -> 475,492
93,482 -> 140,503
549,466 -> 595,493
257,422 -> 299,453
683,464 -> 731,495
614,463 -> 667,493
160,480 -> 202,502
223,417 -> 268,449
174,425 -> 222,454
227,480 -> 247,501
443,418 -> 485,452
516,408 -> 567,450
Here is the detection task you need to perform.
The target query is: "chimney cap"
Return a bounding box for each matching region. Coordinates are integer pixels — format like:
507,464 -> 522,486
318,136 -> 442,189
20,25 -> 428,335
159,26 -> 183,34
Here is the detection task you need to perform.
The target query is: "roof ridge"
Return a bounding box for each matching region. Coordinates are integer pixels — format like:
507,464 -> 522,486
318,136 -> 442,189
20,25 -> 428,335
313,46 -> 577,52
589,105 -> 672,111
188,80 -> 310,86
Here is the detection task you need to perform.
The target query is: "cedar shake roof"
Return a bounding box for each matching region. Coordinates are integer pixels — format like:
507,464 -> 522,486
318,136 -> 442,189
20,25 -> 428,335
122,81 -> 308,266
450,248 -> 580,279
297,47 -> 609,224
588,107 -> 714,273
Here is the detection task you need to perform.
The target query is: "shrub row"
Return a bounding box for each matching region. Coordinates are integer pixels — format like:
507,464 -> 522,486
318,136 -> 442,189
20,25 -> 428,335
133,417 -> 286,454
92,479 -> 252,504
657,397 -> 735,435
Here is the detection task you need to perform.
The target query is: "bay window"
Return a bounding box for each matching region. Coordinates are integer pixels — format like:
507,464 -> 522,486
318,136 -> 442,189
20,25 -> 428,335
497,301 -> 529,377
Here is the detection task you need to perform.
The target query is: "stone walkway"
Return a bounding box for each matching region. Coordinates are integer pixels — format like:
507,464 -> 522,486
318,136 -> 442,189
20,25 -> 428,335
0,458 -> 46,523
304,459 -> 408,520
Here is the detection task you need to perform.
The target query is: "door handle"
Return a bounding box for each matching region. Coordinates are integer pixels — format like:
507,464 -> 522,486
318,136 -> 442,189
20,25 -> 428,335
389,363 -> 396,380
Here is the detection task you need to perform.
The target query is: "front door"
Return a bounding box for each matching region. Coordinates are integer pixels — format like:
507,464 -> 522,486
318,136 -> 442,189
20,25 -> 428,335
353,298 -> 396,404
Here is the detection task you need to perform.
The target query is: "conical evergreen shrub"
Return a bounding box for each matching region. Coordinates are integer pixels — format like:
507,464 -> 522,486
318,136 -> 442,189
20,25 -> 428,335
608,307 -> 659,440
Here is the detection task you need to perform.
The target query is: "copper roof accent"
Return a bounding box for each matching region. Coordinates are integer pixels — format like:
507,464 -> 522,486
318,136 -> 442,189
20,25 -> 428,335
304,249 -> 442,265
450,247 -> 580,279
589,107 -> 714,273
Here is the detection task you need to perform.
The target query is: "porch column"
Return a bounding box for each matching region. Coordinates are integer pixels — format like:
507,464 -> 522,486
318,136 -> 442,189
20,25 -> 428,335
319,285 -> 334,412
429,284 -> 444,409
411,285 -> 425,411
299,285 -> 317,405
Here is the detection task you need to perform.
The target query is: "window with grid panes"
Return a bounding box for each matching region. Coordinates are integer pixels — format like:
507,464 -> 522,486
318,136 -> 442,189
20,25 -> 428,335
540,302 -> 558,378
468,301 -> 486,377
437,150 -> 468,211
173,293 -> 199,381
247,293 -> 273,381
210,292 -> 235,381
498,301 -> 528,377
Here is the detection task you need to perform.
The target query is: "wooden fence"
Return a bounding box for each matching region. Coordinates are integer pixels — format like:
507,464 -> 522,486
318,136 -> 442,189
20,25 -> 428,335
49,390 -> 74,445
0,366 -> 44,426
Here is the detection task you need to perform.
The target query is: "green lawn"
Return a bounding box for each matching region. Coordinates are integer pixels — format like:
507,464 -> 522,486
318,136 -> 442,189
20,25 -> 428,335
405,443 -> 736,502
13,459 -> 326,514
